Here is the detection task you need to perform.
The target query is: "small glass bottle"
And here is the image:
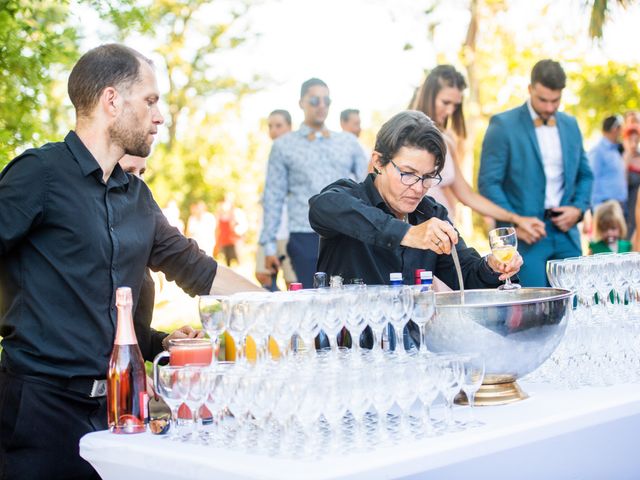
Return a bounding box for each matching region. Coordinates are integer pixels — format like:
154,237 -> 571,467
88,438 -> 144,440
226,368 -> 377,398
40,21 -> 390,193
107,287 -> 148,434
313,272 -> 328,288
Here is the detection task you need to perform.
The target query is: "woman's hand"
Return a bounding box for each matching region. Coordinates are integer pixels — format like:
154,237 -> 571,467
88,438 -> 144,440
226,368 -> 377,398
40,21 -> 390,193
401,218 -> 458,254
486,251 -> 523,281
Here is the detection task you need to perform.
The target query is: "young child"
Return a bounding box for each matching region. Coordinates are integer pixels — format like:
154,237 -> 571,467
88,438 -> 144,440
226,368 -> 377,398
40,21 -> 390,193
588,200 -> 632,254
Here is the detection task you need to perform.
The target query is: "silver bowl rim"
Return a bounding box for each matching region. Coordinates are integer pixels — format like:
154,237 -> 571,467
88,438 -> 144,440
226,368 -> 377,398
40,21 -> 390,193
435,287 -> 574,309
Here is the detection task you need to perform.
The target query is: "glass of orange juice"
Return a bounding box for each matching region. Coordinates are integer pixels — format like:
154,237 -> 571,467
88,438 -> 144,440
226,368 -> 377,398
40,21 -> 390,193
488,227 -> 521,291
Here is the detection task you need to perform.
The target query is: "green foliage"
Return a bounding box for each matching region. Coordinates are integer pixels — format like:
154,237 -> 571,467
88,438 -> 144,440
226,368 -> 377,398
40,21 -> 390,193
140,1 -> 264,221
0,0 -> 151,168
566,61 -> 640,138
588,0 -> 635,39
0,0 -> 79,167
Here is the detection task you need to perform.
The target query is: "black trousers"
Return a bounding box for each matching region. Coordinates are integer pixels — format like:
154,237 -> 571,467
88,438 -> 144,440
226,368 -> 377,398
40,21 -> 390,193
286,232 -> 320,290
0,371 -> 106,480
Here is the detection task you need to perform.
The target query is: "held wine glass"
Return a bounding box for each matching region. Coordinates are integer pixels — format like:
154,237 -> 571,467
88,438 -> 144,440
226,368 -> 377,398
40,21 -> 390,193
488,227 -> 521,291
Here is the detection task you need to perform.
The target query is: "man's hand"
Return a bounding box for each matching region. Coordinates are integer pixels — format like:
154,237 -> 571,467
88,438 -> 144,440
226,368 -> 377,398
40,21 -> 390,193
255,272 -> 272,288
513,215 -> 546,244
161,325 -> 204,350
400,218 -> 459,254
550,206 -> 582,232
265,255 -> 280,275
486,251 -> 523,281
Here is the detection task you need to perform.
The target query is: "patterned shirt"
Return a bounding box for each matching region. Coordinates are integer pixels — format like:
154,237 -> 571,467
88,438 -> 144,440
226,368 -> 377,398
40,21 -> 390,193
588,137 -> 627,206
259,123 -> 368,255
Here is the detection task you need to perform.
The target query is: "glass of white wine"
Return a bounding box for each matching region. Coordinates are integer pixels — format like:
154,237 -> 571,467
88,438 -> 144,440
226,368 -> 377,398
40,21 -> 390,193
488,227 -> 521,291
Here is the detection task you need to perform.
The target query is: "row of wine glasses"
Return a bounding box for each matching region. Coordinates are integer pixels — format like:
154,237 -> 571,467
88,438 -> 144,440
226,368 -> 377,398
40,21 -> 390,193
528,253 -> 640,388
155,348 -> 485,457
199,285 -> 437,365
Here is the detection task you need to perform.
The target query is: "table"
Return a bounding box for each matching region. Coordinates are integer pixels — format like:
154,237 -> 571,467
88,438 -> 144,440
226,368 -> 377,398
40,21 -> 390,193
80,382 -> 640,479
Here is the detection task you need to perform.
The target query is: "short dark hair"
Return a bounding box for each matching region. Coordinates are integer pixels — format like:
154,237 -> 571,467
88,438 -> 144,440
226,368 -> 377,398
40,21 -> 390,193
530,59 -> 566,90
68,44 -> 152,117
300,77 -> 328,98
269,109 -> 292,126
413,65 -> 467,139
602,115 -> 621,132
340,109 -> 359,123
374,110 -> 447,174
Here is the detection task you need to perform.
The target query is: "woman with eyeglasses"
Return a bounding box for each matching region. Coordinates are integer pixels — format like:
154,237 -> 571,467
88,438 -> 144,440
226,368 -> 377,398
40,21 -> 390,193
309,110 -> 522,291
412,65 -> 546,242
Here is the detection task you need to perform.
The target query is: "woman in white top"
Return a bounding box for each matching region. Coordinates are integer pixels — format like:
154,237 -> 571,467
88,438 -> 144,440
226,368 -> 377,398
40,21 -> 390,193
412,65 -> 546,240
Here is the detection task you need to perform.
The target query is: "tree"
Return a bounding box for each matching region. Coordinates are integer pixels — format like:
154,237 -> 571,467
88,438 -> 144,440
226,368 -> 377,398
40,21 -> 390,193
0,0 -> 151,168
588,0 -> 636,39
137,1 -> 263,220
0,0 -> 79,166
566,61 -> 640,137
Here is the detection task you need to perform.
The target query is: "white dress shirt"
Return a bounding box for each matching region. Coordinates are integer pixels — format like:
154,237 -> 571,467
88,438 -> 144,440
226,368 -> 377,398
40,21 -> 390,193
527,100 -> 564,209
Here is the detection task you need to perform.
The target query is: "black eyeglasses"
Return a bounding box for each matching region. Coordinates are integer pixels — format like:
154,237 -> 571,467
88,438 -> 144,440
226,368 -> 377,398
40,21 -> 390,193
389,159 -> 442,188
307,96 -> 331,107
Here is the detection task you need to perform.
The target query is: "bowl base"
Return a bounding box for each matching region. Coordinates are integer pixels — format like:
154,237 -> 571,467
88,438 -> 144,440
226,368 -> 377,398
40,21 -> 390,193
456,381 -> 529,406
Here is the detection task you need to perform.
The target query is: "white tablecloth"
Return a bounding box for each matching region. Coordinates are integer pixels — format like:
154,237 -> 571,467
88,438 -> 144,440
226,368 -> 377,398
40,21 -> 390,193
80,382 -> 640,480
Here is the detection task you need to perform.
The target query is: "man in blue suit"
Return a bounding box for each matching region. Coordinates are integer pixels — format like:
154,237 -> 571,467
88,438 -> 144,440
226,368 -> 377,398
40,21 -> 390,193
479,60 -> 593,287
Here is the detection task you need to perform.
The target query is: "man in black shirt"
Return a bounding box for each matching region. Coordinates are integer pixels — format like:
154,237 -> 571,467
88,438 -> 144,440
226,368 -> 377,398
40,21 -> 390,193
0,44 -> 261,479
309,111 -> 522,346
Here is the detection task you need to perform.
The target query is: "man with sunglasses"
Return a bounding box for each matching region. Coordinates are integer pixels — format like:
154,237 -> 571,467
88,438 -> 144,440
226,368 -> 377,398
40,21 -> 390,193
259,77 -> 368,289
309,111 -> 521,347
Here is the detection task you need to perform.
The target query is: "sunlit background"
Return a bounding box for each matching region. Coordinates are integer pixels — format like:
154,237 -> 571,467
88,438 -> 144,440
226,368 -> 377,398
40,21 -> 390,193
2,0 -> 639,330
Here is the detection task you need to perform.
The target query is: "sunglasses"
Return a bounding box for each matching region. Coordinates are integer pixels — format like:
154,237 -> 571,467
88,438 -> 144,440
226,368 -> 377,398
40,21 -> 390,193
307,96 -> 331,107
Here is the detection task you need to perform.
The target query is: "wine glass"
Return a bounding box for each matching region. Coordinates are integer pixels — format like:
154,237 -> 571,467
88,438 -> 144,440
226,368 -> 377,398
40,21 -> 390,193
459,353 -> 485,428
410,288 -> 435,353
488,227 -> 521,291
156,365 -> 187,441
199,295 -> 227,362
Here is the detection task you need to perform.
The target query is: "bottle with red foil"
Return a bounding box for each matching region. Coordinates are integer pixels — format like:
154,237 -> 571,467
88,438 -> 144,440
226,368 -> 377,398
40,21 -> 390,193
107,286 -> 148,434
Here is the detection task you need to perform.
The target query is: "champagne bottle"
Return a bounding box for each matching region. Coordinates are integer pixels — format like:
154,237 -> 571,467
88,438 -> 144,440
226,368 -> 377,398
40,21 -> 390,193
108,286 -> 148,434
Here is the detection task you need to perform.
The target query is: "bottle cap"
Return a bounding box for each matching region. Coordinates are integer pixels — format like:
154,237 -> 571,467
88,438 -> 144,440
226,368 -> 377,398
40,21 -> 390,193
115,286 -> 133,307
289,282 -> 303,291
389,272 -> 403,282
330,275 -> 344,288
420,271 -> 433,280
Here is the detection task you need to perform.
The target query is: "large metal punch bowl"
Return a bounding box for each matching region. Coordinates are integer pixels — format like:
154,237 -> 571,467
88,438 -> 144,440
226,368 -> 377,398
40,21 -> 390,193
426,287 -> 574,405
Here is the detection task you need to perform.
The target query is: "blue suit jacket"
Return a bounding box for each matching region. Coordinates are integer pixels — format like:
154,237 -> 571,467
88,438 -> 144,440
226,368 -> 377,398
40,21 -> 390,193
479,102 -> 593,248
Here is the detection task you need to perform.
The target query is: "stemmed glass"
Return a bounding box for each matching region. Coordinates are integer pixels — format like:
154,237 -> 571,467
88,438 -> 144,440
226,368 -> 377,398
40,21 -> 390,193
459,354 -> 485,427
320,291 -> 344,352
488,227 -> 520,290
201,362 -> 233,445
298,294 -> 322,356
366,287 -> 389,355
344,290 -> 367,350
410,288 -> 435,353
435,354 -> 464,432
176,366 -> 206,442
270,295 -> 297,359
225,298 -> 254,365
417,355 -> 440,437
198,295 -> 227,361
156,365 -> 187,441
386,286 -> 414,353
